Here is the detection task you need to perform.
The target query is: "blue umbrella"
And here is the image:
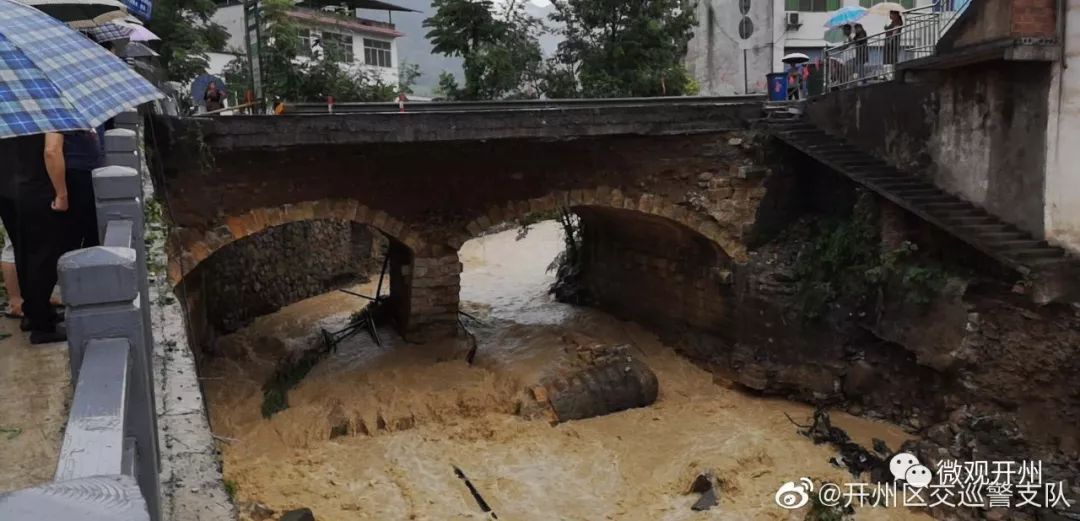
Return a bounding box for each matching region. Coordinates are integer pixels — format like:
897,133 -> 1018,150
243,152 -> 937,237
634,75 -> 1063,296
824,6 -> 869,28
191,74 -> 226,107
0,0 -> 161,139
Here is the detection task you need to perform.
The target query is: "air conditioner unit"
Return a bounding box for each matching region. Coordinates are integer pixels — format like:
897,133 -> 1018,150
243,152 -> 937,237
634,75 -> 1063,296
785,12 -> 802,30
321,5 -> 349,14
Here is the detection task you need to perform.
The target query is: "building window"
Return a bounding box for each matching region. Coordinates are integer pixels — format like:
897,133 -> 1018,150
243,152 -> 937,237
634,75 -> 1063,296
859,0 -> 914,8
323,32 -> 354,62
784,0 -> 841,11
363,38 -> 393,68
297,28 -> 315,57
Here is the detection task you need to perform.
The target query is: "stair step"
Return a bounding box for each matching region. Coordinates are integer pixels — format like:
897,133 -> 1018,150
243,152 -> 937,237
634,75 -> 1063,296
1009,248 -> 1066,260
905,194 -> 955,203
941,215 -> 996,225
1025,257 -> 1071,267
955,223 -> 1013,232
985,239 -> 1047,250
870,179 -> 930,189
979,231 -> 1029,241
893,188 -> 943,196
922,201 -> 972,209
839,161 -> 887,168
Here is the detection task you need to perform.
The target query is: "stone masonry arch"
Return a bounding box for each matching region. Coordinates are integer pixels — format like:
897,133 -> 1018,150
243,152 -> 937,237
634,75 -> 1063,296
446,187 -> 749,262
446,187 -> 755,346
166,198 -> 461,341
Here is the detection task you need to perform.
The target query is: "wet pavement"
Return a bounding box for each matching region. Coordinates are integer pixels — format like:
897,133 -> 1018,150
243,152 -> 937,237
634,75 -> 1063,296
0,315 -> 70,492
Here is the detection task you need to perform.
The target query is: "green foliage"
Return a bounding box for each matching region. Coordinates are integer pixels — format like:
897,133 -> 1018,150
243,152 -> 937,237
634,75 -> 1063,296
548,0 -> 698,97
793,197 -> 959,321
148,0 -> 228,83
425,0 -> 544,100
868,242 -> 951,308
222,479 -> 237,501
223,0 -> 409,103
793,212 -> 882,321
805,488 -> 850,521
398,63 -> 422,95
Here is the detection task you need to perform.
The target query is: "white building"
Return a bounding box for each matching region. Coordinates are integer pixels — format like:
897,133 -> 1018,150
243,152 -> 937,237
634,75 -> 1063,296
687,0 -> 944,95
207,0 -> 413,94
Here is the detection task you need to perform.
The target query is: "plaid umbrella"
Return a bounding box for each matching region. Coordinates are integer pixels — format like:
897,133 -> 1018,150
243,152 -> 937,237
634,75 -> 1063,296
85,21 -> 134,42
0,0 -> 161,138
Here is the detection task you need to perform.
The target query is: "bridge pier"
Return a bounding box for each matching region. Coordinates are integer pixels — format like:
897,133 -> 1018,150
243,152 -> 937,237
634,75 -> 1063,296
399,251 -> 462,341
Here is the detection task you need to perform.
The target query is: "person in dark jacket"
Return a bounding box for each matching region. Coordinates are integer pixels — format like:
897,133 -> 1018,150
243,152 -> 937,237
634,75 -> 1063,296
62,129 -> 103,251
884,11 -> 904,65
853,24 -> 870,77
204,82 -> 225,113
14,132 -> 68,344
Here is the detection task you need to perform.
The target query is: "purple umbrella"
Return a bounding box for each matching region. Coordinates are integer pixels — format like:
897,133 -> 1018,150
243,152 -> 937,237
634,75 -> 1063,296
125,23 -> 158,42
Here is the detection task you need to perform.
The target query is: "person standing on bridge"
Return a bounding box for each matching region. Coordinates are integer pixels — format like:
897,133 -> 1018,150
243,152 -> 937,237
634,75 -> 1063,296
61,128 -> 103,250
204,82 -> 225,113
884,11 -> 904,66
14,132 -> 68,344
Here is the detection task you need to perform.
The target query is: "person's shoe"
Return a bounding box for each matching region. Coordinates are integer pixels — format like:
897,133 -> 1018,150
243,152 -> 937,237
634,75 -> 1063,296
30,326 -> 66,345
20,312 -> 64,332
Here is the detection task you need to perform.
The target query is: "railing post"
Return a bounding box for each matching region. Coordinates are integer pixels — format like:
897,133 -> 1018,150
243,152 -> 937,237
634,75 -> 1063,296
58,247 -> 161,521
105,129 -> 139,172
93,166 -> 154,380
112,111 -> 142,167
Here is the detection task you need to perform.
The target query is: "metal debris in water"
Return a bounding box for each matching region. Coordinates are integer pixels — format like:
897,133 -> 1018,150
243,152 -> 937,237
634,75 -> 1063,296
452,465 -> 498,519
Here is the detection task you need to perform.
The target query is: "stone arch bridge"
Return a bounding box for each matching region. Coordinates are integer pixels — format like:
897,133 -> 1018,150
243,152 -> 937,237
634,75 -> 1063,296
153,98 -> 781,344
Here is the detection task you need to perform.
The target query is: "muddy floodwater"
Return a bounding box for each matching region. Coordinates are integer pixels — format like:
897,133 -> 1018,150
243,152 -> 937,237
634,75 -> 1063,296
204,222 -> 934,521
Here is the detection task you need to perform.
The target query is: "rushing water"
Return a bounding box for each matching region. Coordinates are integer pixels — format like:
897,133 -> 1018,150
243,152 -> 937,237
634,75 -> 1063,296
204,221 -> 933,521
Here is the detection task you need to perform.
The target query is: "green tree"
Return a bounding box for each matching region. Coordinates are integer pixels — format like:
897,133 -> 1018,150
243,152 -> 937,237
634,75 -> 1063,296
223,0 -> 408,103
425,0 -> 543,100
148,0 -> 228,83
549,0 -> 698,97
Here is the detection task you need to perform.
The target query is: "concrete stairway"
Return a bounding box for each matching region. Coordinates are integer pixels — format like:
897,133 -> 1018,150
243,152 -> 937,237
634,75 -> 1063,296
763,106 -> 1078,302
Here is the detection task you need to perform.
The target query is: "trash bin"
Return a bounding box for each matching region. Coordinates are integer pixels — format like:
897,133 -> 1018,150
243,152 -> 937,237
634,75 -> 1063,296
767,73 -> 788,101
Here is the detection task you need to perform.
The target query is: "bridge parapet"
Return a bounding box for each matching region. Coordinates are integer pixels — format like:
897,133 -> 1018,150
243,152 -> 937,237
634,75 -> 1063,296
165,96 -> 764,153
0,114 -> 161,521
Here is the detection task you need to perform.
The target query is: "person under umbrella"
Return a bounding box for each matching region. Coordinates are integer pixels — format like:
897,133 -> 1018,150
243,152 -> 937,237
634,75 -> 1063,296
0,0 -> 161,343
884,10 -> 904,65
204,81 -> 225,113
782,53 -> 811,100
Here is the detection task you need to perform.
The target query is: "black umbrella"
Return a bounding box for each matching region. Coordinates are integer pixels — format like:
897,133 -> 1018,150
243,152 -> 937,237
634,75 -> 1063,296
15,0 -> 127,29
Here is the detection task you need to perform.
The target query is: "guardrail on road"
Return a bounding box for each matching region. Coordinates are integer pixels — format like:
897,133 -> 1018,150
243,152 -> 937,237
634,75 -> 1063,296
283,95 -> 766,115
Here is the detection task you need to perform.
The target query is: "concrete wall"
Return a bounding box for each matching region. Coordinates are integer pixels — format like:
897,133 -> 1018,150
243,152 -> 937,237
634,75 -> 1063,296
1045,0 -> 1080,252
686,0 -> 777,95
931,61 -> 1051,235
807,60 -> 1053,236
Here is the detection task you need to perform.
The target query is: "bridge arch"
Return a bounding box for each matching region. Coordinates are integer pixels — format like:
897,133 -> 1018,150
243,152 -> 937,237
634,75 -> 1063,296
450,187 -> 746,345
446,187 -> 748,262
166,199 -> 458,347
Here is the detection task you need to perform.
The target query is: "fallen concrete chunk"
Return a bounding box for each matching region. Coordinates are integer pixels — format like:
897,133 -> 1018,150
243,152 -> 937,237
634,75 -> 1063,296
543,357 -> 659,422
691,488 -> 718,511
280,508 -> 315,521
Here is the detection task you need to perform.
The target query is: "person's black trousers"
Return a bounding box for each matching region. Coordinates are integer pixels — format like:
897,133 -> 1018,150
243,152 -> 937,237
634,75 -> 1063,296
65,169 -> 99,250
15,193 -> 65,332
0,196 -> 17,249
